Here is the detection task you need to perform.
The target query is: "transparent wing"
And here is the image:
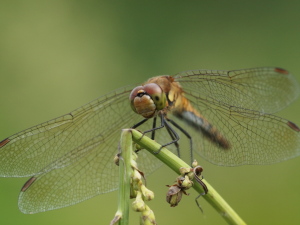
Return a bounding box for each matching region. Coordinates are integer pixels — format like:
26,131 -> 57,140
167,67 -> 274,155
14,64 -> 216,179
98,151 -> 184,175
0,85 -> 166,213
175,67 -> 300,113
2,67 -> 299,212
173,67 -> 300,166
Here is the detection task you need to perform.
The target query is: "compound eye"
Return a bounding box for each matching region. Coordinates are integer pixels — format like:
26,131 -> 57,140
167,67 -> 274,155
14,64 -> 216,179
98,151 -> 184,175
143,83 -> 166,110
129,86 -> 144,113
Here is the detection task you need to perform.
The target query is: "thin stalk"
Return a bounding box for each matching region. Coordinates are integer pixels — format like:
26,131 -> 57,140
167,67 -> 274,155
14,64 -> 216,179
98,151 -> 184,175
113,129 -> 133,225
131,129 -> 246,225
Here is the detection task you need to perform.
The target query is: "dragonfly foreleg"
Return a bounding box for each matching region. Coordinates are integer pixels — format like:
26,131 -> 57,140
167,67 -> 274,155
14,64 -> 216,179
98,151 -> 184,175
143,112 -> 181,155
131,118 -> 149,129
142,112 -> 165,135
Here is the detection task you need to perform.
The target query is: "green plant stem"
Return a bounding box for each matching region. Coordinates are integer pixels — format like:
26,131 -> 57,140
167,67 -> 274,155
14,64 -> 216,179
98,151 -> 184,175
130,129 -> 246,225
115,129 -> 133,225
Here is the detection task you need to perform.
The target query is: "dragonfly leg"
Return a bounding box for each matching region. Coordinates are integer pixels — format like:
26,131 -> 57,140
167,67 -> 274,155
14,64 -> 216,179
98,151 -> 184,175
155,118 -> 180,154
142,112 -> 165,134
131,118 -> 149,129
164,122 -> 181,158
132,113 -> 192,162
132,113 -> 181,156
151,116 -> 157,140
166,118 -> 194,166
195,194 -> 204,213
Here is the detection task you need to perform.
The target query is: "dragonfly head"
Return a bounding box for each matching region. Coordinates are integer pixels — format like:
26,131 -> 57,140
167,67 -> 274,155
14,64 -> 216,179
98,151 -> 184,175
130,83 -> 167,118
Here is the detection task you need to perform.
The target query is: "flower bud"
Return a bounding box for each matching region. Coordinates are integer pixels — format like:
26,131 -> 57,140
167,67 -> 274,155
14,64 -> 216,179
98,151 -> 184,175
113,153 -> 120,166
179,167 -> 190,175
166,185 -> 182,207
132,150 -> 138,161
132,169 -> 142,182
140,184 -> 154,201
130,159 -> 138,170
181,175 -> 193,189
132,191 -> 146,212
130,187 -> 137,198
141,205 -> 156,225
192,159 -> 198,168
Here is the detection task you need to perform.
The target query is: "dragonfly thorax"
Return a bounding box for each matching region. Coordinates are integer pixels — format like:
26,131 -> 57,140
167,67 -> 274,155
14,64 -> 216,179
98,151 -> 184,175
129,83 -> 167,118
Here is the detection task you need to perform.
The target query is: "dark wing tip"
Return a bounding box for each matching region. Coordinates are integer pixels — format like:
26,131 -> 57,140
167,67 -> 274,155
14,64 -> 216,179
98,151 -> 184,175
274,67 -> 289,75
287,121 -> 300,132
21,177 -> 37,192
0,138 -> 10,148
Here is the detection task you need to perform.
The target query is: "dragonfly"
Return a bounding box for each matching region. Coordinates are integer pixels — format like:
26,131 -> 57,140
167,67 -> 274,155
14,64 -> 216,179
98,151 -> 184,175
0,67 -> 299,214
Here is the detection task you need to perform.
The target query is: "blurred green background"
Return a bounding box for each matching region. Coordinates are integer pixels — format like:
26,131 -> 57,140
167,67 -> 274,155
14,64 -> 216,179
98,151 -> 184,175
0,1 -> 300,225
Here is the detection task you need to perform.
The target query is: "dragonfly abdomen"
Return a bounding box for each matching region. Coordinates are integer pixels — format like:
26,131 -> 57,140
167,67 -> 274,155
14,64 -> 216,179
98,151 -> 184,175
174,109 -> 230,150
